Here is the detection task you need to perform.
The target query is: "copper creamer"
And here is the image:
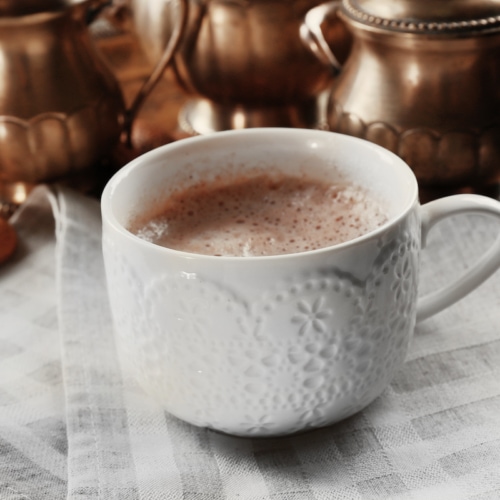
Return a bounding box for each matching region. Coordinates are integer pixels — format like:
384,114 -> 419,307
0,0 -> 126,185
0,0 -> 186,198
129,0 -> 351,134
303,0 -> 500,193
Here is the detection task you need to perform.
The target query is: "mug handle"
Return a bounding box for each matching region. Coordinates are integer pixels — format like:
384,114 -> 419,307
417,194 -> 500,322
300,1 -> 343,74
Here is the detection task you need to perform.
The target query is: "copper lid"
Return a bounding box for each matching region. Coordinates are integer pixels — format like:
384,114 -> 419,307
0,0 -> 97,17
342,0 -> 500,34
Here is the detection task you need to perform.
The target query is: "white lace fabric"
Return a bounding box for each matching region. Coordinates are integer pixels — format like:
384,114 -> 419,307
1,185 -> 499,499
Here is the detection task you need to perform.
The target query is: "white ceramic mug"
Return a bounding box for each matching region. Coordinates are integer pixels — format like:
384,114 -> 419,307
101,128 -> 500,437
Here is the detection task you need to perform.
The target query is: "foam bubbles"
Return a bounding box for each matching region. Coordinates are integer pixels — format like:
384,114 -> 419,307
130,174 -> 388,257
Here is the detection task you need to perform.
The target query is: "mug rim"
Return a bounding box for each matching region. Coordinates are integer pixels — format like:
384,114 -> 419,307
101,128 -> 419,262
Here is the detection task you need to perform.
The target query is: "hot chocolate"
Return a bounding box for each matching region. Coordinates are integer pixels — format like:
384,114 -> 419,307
129,173 -> 387,257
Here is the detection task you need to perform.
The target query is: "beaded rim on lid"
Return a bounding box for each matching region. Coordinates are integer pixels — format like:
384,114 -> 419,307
343,0 -> 500,34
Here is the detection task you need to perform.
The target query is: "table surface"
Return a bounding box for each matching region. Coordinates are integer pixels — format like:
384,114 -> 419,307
2,164 -> 500,500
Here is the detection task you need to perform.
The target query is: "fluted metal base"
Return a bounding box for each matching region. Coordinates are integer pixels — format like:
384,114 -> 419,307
178,97 -> 325,136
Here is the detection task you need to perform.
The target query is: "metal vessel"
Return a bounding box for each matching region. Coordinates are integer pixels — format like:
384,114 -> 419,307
129,0 -> 351,134
302,0 -> 500,193
0,0 -> 186,209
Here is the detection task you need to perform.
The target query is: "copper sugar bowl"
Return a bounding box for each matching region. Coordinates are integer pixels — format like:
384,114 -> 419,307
0,0 -> 186,206
129,0 -> 351,135
302,0 -> 500,194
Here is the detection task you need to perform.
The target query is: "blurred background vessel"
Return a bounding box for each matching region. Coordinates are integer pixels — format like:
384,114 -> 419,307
302,0 -> 500,198
0,0 -> 186,215
127,0 -> 351,134
0,0 -> 125,204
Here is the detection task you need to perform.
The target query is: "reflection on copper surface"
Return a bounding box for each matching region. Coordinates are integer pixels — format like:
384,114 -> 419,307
129,0 -> 351,134
303,0 -> 500,192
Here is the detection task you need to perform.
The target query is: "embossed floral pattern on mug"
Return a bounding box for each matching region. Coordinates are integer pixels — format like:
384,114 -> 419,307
103,210 -> 420,436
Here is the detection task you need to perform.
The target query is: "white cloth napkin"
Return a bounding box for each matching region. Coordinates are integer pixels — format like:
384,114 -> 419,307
1,185 -> 500,499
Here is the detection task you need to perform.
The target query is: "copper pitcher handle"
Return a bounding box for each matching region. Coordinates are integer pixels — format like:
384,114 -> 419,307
122,0 -> 189,146
301,1 -> 342,74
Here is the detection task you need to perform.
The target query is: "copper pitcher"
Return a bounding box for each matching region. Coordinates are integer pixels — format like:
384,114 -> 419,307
302,0 -> 500,194
0,0 -> 187,193
128,0 -> 351,135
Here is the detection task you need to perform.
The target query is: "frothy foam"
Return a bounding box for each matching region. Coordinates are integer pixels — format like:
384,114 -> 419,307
130,174 -> 388,257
